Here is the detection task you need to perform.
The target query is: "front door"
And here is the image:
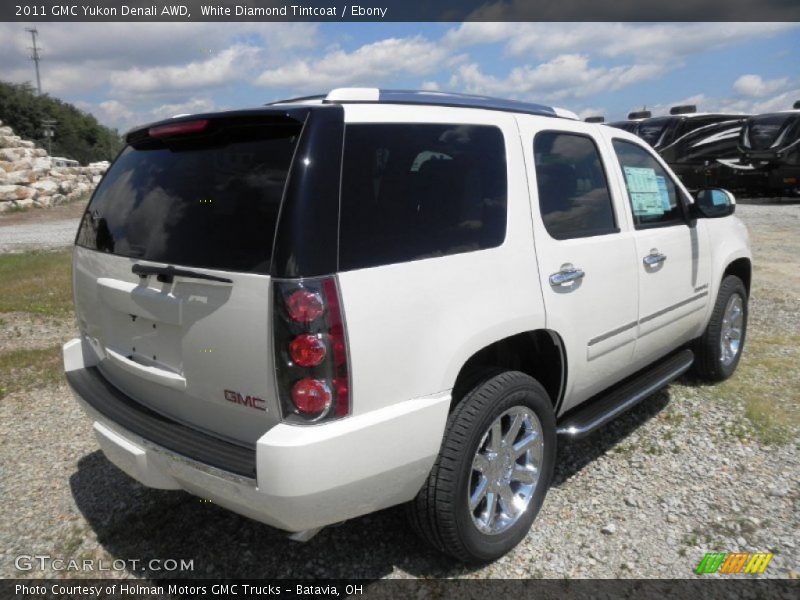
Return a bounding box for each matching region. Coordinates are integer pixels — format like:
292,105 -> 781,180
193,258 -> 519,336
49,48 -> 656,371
607,137 -> 711,365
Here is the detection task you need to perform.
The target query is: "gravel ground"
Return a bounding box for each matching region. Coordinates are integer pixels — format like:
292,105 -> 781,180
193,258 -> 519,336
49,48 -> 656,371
0,218 -> 80,253
0,201 -> 798,581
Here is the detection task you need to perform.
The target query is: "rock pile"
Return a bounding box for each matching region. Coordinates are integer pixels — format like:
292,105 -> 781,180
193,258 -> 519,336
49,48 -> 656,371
0,119 -> 108,213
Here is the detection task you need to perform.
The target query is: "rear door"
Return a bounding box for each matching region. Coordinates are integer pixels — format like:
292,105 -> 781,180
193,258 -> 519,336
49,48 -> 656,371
73,115 -> 304,444
518,117 -> 640,413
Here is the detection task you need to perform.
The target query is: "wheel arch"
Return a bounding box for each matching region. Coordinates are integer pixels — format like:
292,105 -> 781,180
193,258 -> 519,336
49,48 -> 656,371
450,330 -> 566,413
722,256 -> 752,296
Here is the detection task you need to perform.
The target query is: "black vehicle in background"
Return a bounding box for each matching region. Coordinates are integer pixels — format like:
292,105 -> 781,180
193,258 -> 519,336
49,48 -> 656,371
607,110 -> 651,134
734,102 -> 800,197
636,106 -> 747,190
607,105 -> 747,191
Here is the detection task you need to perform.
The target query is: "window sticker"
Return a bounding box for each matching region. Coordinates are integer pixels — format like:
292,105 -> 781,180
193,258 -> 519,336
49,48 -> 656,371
623,166 -> 665,216
655,175 -> 672,211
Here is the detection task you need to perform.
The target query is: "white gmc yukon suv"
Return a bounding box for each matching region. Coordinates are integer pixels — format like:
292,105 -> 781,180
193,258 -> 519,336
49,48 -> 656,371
64,89 -> 751,563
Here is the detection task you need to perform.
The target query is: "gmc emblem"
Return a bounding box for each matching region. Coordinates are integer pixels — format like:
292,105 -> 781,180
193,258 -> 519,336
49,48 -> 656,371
224,389 -> 267,412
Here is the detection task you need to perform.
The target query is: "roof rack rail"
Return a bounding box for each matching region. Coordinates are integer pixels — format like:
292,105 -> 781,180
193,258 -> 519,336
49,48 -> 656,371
584,116 -> 605,123
323,88 -> 577,120
628,110 -> 652,120
267,94 -> 326,106
793,100 -> 800,110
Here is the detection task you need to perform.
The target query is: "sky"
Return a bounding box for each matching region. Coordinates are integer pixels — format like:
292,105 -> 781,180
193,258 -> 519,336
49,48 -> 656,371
0,22 -> 798,132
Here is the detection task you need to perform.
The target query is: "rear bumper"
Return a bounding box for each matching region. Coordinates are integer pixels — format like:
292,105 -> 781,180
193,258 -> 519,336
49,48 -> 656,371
64,337 -> 450,532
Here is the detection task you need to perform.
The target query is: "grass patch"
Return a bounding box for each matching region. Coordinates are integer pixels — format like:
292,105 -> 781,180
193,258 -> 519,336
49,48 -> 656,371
0,345 -> 64,399
719,332 -> 800,445
0,250 -> 73,316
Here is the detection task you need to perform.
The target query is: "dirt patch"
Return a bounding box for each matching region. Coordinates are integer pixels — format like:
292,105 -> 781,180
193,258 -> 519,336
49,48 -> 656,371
0,200 -> 87,227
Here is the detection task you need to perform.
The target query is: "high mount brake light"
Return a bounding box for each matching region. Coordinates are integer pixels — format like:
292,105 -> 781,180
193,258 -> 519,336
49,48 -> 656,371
273,277 -> 350,422
148,119 -> 209,138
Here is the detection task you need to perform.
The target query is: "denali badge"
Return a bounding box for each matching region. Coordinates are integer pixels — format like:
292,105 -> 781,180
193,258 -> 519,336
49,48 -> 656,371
224,389 -> 267,412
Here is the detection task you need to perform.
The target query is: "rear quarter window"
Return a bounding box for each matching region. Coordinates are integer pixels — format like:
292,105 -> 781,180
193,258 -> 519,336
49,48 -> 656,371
338,123 -> 507,270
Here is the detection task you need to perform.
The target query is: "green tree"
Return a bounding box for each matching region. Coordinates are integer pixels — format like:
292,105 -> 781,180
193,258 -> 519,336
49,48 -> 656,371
0,80 -> 123,164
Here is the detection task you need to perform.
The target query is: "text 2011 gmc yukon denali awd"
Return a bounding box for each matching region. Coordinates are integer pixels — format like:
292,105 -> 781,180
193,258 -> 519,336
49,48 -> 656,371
64,89 -> 751,562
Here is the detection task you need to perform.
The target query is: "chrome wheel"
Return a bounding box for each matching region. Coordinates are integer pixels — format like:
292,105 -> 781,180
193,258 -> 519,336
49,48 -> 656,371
468,406 -> 544,535
720,293 -> 744,366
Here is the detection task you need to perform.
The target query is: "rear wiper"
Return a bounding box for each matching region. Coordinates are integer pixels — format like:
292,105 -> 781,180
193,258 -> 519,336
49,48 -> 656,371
132,264 -> 233,284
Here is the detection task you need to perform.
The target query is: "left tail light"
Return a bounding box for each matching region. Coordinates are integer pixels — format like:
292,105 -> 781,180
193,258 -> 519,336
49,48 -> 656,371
273,277 -> 350,423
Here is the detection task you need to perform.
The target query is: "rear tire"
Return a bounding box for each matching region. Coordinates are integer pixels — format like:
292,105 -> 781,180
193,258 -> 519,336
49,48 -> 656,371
693,275 -> 748,382
407,370 -> 556,563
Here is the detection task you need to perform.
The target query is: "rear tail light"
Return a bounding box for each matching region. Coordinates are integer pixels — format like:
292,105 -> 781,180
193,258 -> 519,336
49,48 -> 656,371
273,277 -> 350,422
286,289 -> 325,323
291,378 -> 332,414
289,334 -> 326,367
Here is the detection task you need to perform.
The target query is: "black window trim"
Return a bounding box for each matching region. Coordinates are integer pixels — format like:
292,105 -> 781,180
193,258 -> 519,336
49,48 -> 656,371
533,129 -> 621,241
611,137 -> 692,231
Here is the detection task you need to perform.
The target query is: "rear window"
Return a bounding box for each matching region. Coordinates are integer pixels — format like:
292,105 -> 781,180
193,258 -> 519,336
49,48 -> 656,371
339,124 -> 507,270
76,119 -> 302,273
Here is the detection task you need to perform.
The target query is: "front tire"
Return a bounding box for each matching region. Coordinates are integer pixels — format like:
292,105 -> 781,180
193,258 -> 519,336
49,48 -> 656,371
407,370 -> 556,563
693,275 -> 748,382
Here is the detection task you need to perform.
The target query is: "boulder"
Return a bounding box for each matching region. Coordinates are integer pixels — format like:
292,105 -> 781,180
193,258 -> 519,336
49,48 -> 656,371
32,179 -> 59,193
0,184 -> 15,198
59,180 -> 75,194
32,148 -> 48,157
0,148 -> 22,162
0,126 -> 13,136
33,196 -> 54,208
0,184 -> 31,201
18,140 -> 35,149
4,170 -> 37,185
51,193 -> 67,205
0,135 -> 22,148
13,198 -> 35,209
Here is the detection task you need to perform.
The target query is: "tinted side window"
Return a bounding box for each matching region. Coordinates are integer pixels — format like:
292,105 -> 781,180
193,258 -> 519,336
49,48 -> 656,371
533,131 -> 617,240
612,139 -> 684,228
339,124 -> 507,270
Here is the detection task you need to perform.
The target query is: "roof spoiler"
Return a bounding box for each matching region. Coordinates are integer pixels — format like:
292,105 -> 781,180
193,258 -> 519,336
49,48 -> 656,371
584,116 -> 605,123
670,104 -> 697,115
628,110 -> 651,120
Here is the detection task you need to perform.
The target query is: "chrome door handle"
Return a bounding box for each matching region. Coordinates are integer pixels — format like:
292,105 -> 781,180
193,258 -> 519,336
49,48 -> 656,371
643,249 -> 667,266
549,263 -> 585,286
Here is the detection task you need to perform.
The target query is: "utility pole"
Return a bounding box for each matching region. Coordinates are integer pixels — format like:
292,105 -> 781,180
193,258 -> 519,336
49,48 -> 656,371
41,119 -> 56,155
26,27 -> 42,95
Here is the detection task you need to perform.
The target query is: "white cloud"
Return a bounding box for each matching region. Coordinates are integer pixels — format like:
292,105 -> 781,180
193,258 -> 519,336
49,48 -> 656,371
448,55 -> 665,102
733,74 -> 790,98
109,44 -> 260,95
255,36 -> 451,90
445,22 -> 799,62
0,22 -> 319,100
150,98 -> 217,120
